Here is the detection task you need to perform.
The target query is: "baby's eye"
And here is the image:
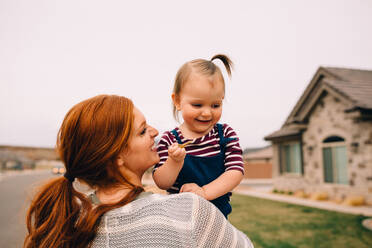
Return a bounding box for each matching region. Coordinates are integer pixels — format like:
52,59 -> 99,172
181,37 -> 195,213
140,127 -> 147,135
192,104 -> 202,108
212,104 -> 221,108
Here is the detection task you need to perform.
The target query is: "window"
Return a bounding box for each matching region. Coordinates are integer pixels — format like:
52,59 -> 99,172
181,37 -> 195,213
280,142 -> 302,174
322,136 -> 348,184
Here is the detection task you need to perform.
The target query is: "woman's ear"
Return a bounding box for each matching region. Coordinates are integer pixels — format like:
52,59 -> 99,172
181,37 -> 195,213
172,93 -> 181,111
116,153 -> 126,167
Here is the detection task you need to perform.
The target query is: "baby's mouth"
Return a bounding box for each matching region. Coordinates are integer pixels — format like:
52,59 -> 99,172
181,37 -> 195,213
195,119 -> 211,123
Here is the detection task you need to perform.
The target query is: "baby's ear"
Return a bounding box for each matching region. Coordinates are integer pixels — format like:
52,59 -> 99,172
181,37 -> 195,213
172,93 -> 181,110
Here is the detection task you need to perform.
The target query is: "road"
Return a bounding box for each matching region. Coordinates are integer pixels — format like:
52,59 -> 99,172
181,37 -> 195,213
0,170 -> 56,248
0,172 -> 273,248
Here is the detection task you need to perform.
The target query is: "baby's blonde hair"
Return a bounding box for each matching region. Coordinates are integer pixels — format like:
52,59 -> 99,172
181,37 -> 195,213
172,54 -> 233,121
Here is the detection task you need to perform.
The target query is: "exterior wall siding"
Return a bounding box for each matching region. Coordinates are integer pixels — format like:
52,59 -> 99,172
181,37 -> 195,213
243,162 -> 272,178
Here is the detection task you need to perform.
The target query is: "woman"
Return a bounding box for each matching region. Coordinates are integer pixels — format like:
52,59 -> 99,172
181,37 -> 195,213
24,95 -> 253,248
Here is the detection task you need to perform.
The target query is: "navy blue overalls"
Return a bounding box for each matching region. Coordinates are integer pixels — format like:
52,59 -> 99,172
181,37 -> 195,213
169,123 -> 234,218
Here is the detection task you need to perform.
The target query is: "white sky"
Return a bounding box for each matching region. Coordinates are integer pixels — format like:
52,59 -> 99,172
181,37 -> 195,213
1,0 -> 372,149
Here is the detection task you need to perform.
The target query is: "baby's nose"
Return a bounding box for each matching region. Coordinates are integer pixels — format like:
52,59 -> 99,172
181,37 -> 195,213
202,107 -> 211,116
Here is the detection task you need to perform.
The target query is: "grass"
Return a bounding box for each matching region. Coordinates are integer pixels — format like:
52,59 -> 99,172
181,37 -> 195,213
229,193 -> 372,248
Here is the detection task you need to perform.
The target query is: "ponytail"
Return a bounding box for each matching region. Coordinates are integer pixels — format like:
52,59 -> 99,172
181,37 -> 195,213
211,54 -> 233,77
24,176 -> 144,248
24,177 -> 83,248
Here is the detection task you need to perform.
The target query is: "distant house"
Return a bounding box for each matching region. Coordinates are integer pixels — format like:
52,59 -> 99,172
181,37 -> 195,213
243,146 -> 273,179
264,67 -> 372,204
0,145 -> 59,170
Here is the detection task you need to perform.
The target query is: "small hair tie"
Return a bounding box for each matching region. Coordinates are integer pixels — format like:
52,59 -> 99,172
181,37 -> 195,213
64,172 -> 75,182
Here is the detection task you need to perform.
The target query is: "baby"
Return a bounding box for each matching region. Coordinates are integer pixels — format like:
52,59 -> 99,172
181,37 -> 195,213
153,54 -> 244,217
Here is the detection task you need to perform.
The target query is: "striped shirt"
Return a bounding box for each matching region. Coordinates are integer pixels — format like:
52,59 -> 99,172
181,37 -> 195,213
154,124 -> 244,174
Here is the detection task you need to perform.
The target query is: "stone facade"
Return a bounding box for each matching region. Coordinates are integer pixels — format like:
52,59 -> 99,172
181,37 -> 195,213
272,93 -> 372,204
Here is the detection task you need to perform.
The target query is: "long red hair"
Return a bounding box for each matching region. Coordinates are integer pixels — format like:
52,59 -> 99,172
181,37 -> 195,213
24,95 -> 144,248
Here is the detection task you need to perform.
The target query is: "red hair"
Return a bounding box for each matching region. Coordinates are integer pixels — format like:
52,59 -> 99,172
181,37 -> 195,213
24,95 -> 143,248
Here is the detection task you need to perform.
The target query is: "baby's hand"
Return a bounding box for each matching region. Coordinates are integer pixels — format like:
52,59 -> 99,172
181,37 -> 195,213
180,183 -> 207,199
168,143 -> 186,163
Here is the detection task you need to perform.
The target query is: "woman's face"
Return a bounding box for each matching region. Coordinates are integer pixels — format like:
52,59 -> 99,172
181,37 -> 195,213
120,107 -> 159,178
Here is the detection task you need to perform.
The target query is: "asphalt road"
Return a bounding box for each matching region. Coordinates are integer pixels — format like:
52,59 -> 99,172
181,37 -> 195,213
0,170 -> 56,248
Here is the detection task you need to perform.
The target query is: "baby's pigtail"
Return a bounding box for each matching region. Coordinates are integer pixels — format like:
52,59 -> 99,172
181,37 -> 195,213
211,54 -> 233,77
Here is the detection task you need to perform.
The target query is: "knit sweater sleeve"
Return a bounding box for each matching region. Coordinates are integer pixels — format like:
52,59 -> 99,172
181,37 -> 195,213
192,195 -> 254,248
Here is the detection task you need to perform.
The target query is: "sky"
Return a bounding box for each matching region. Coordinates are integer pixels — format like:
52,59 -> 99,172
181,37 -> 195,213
1,0 -> 372,149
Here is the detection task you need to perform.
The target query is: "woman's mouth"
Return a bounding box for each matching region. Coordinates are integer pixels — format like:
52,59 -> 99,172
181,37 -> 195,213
151,143 -> 157,152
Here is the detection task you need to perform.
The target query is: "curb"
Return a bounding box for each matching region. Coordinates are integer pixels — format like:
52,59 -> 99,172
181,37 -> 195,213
362,218 -> 372,231
234,189 -> 372,217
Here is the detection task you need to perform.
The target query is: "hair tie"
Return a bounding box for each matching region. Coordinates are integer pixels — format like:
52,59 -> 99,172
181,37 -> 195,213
64,171 -> 75,182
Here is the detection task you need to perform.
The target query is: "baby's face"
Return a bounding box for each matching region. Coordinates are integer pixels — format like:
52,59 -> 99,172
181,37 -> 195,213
175,73 -> 225,138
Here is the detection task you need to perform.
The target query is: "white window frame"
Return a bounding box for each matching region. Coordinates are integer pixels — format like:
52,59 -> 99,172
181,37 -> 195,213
322,140 -> 348,185
279,141 -> 303,175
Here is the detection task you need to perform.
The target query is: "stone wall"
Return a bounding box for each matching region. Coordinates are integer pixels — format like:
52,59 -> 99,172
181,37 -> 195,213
274,94 -> 372,204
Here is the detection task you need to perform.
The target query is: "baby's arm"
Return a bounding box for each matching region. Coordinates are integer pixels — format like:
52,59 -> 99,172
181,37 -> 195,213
181,124 -> 244,199
153,143 -> 186,190
180,170 -> 243,200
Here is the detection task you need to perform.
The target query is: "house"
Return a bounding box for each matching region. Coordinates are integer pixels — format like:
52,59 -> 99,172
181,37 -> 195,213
0,145 -> 59,170
264,67 -> 372,204
243,146 -> 273,179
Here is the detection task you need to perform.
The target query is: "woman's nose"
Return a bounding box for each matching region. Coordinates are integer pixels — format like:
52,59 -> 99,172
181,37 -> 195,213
150,126 -> 159,137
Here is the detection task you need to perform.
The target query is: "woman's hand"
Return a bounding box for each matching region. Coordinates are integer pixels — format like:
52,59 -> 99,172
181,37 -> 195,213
168,143 -> 186,163
180,183 -> 207,199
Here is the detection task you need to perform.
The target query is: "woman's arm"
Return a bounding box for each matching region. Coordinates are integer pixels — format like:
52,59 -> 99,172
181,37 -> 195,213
192,194 -> 254,247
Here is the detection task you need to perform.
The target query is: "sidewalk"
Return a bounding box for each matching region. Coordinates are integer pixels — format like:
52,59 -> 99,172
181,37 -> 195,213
0,169 -> 48,182
234,183 -> 372,217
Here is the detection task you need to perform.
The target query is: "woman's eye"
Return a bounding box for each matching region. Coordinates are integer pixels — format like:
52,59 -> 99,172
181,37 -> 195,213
140,127 -> 147,135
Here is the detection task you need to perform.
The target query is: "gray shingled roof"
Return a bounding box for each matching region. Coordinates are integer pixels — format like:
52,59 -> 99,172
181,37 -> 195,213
265,67 -> 372,141
244,146 -> 273,160
323,67 -> 372,109
324,67 -> 372,83
264,128 -> 301,140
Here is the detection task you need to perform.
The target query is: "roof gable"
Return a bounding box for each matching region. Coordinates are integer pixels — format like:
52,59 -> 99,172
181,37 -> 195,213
265,66 -> 372,141
284,67 -> 372,126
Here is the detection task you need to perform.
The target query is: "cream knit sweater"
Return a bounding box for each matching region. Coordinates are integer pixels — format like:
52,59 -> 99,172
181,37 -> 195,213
91,192 -> 253,248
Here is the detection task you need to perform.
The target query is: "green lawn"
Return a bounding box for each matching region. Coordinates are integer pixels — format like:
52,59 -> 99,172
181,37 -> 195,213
229,193 -> 372,248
